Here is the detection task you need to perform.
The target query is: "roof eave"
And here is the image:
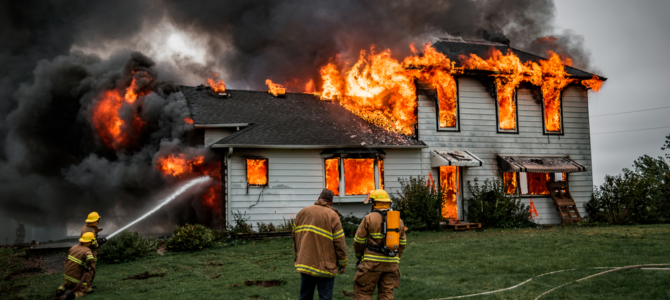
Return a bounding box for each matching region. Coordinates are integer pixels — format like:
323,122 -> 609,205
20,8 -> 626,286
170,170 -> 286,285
210,144 -> 428,149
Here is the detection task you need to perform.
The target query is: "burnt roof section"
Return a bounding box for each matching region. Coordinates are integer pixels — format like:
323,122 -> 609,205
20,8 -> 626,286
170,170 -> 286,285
433,38 -> 606,80
180,86 -> 426,148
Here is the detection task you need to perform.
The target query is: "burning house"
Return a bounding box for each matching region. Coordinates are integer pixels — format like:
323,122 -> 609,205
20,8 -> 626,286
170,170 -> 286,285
181,38 -> 604,226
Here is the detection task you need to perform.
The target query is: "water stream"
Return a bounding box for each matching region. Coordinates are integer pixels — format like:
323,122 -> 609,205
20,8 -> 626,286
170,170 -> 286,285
107,176 -> 211,239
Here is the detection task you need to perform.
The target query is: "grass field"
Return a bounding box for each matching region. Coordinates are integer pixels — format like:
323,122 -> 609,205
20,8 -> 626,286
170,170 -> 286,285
3,224 -> 670,300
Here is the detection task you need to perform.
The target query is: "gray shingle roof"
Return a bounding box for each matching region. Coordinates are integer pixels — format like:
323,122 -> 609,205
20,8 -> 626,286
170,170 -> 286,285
180,86 -> 426,148
433,39 -> 605,80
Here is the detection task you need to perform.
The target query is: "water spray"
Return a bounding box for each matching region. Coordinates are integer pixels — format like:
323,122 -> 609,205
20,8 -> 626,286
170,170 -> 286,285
106,176 -> 211,239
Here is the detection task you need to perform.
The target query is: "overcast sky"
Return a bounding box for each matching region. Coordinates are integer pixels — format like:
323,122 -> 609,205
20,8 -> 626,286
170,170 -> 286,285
554,0 -> 670,185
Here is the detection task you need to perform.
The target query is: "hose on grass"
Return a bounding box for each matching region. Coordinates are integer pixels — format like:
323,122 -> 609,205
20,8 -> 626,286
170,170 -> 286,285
429,264 -> 669,300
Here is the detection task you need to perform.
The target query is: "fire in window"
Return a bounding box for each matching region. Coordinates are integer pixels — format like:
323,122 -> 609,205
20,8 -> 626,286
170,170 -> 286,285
439,166 -> 460,219
497,89 -> 518,132
542,92 -> 563,134
323,157 -> 383,196
504,172 -> 567,195
436,76 -> 459,131
246,158 -> 268,186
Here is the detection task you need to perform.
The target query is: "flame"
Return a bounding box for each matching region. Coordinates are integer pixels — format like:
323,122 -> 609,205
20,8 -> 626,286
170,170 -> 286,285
266,79 -> 286,96
247,159 -> 268,185
304,79 -> 316,94
527,173 -> 551,195
207,73 -> 226,93
343,158 -> 375,195
541,51 -> 575,132
581,75 -> 603,92
440,166 -> 459,219
156,154 -> 205,177
503,172 -> 518,194
378,159 -> 384,190
155,153 -> 222,213
92,76 -> 148,149
319,62 -> 343,100
183,117 -> 194,124
324,158 -> 340,196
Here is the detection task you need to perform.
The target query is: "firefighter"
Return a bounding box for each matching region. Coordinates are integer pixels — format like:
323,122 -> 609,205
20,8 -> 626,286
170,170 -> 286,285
56,232 -> 96,299
81,212 -> 105,291
293,189 -> 348,300
353,189 -> 407,300
15,222 -> 26,244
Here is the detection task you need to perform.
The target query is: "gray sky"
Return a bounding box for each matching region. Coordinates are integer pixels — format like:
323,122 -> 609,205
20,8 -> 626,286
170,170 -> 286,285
554,0 -> 670,185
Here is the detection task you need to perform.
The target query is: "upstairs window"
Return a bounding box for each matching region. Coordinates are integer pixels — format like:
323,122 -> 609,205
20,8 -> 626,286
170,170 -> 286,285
323,150 -> 384,196
436,78 -> 459,132
246,158 -> 268,186
496,89 -> 518,133
542,94 -> 564,135
504,172 -> 567,195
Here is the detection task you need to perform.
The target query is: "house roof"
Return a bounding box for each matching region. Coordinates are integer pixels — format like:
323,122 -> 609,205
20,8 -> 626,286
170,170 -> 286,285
180,86 -> 426,148
432,38 -> 606,80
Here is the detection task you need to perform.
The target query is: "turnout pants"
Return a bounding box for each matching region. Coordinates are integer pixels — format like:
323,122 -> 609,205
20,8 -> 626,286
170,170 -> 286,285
57,280 -> 88,298
353,261 -> 400,300
87,249 -> 97,291
300,273 -> 335,300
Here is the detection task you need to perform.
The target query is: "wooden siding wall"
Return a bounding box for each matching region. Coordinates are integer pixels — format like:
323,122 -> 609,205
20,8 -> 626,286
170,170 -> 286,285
228,148 -> 422,225
417,77 -> 593,224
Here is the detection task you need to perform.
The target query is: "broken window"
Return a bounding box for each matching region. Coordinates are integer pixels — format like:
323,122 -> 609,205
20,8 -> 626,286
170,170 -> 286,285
439,166 -> 460,220
246,158 -> 268,186
542,94 -> 563,134
323,156 -> 383,196
496,89 -> 518,133
503,172 -> 567,195
436,78 -> 459,131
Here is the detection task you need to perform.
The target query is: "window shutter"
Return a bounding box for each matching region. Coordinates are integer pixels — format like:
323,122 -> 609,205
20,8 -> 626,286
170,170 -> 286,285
519,172 -> 528,194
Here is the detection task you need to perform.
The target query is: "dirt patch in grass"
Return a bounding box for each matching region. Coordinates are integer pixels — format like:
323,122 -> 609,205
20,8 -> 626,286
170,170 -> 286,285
123,271 -> 168,280
230,279 -> 283,288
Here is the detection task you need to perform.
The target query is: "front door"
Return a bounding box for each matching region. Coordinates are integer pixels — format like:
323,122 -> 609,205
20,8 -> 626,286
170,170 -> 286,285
439,166 -> 460,220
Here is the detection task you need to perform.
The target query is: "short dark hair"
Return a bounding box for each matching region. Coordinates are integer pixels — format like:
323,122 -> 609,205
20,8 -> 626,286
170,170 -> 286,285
319,189 -> 334,202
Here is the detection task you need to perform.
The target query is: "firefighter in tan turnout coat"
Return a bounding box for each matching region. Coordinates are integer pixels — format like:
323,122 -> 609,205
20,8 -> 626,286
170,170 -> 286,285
293,189 -> 348,300
56,232 -> 96,299
353,189 -> 407,300
80,212 -> 106,291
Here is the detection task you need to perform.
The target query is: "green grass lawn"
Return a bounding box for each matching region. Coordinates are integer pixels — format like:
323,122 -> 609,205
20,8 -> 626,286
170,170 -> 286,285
3,224 -> 670,300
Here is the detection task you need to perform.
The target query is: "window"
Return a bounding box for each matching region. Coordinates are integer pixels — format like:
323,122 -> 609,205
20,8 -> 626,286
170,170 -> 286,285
541,93 -> 564,135
439,166 -> 460,219
435,77 -> 459,131
504,172 -> 567,195
496,89 -> 518,133
246,158 -> 268,186
323,156 -> 384,196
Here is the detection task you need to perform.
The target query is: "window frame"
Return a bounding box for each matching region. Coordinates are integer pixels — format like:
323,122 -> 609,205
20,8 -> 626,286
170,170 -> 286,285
495,89 -> 519,134
503,172 -> 568,197
541,93 -> 565,136
322,153 -> 384,197
245,157 -> 269,187
434,78 -> 460,132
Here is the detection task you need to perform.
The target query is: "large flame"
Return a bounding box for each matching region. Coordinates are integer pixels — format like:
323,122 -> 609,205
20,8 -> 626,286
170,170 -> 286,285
503,172 -> 518,194
266,79 -> 286,96
440,166 -> 459,219
247,159 -> 268,185
527,173 -> 551,195
207,73 -> 226,93
319,62 -> 343,100
155,153 -> 222,213
343,158 -> 375,195
540,52 -> 575,132
156,154 -> 205,177
324,158 -> 340,196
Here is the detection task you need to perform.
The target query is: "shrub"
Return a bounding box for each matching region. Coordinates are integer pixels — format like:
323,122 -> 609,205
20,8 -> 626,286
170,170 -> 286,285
276,217 -> 295,231
256,222 -> 276,232
464,178 -> 534,228
231,210 -> 254,233
340,213 -> 364,237
166,224 -> 214,251
98,231 -> 158,264
391,176 -> 444,231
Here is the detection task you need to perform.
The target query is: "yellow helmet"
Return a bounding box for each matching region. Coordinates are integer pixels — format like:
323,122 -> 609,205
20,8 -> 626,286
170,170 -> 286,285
85,212 -> 100,223
364,189 -> 391,204
80,232 -> 96,243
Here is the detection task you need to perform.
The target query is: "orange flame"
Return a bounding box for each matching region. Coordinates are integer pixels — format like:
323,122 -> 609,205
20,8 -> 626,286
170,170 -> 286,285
527,173 -> 551,195
304,79 -> 316,94
92,76 -> 148,149
440,166 -> 459,219
265,79 -> 286,96
319,62 -> 343,100
343,158 -> 375,195
156,154 -> 205,177
155,153 -> 222,214
503,172 -> 518,194
183,117 -> 194,124
207,73 -> 226,93
541,51 -> 575,132
324,158 -> 340,196
247,159 -> 268,185
581,75 -> 603,92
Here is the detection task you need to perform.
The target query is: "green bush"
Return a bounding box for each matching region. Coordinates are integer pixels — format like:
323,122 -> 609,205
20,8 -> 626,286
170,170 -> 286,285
98,231 -> 158,264
391,176 -> 444,231
166,224 -> 214,251
230,210 -> 254,233
256,222 -> 276,232
465,178 -> 534,228
276,217 -> 295,231
340,213 -> 364,237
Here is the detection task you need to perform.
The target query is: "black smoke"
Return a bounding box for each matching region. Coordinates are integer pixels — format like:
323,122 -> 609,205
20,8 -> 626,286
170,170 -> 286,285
0,0 -> 597,241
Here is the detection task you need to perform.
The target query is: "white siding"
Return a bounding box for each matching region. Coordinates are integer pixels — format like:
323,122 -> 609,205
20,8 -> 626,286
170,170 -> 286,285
227,148 -> 423,225
417,77 -> 593,224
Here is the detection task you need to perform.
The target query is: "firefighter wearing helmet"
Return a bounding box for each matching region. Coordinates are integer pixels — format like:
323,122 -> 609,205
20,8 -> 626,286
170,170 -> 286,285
80,212 -> 106,291
56,232 -> 97,299
353,189 -> 407,300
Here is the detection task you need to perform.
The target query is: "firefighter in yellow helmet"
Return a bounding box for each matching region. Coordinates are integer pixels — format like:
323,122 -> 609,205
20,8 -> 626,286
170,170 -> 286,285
81,212 -> 106,291
353,189 -> 407,300
56,232 -> 96,299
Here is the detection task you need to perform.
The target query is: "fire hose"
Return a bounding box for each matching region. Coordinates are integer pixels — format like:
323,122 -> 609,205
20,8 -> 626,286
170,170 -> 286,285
428,263 -> 669,300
